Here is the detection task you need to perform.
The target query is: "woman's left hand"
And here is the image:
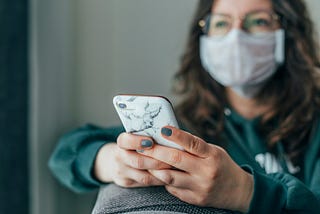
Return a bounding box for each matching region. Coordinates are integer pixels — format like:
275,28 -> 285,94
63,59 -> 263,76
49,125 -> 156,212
139,126 -> 254,213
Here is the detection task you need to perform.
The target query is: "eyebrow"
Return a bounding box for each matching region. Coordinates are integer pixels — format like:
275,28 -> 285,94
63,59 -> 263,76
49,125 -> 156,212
211,9 -> 274,16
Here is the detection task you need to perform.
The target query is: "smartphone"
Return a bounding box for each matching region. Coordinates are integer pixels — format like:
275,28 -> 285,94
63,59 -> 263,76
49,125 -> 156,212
113,94 -> 183,150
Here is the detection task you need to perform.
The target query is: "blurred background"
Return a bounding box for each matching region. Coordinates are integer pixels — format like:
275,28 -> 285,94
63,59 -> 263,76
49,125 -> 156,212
0,0 -> 319,213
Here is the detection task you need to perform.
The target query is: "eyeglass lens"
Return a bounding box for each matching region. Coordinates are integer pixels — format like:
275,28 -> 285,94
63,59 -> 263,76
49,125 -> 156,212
204,11 -> 278,36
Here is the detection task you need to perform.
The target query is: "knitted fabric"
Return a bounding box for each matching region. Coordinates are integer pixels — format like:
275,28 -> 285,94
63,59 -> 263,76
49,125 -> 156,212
92,184 -> 237,214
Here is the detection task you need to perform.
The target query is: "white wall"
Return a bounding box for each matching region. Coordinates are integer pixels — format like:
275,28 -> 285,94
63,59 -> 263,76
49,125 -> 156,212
306,0 -> 320,35
29,1 -> 76,214
73,0 -> 197,126
29,0 -> 99,213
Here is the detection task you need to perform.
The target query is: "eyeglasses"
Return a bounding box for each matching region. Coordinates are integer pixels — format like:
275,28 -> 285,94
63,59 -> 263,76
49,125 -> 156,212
199,10 -> 280,36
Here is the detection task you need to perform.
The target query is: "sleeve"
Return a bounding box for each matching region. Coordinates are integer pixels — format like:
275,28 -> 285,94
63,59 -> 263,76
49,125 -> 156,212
309,159 -> 320,202
48,124 -> 125,193
242,165 -> 320,214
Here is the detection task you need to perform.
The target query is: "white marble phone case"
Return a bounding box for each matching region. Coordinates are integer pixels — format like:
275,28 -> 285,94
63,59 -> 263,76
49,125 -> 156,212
113,95 -> 183,150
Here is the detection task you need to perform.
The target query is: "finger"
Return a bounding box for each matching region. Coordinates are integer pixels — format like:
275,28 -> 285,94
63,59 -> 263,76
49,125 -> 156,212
125,168 -> 165,187
165,186 -> 196,205
140,144 -> 202,172
113,178 -> 138,188
161,126 -> 211,158
120,149 -> 172,170
149,169 -> 193,189
117,132 -> 154,151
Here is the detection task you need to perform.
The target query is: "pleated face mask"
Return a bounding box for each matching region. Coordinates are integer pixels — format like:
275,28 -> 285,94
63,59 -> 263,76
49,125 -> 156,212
200,29 -> 285,98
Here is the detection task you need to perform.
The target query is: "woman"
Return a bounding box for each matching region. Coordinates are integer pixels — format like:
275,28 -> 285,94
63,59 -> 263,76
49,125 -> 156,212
49,0 -> 320,213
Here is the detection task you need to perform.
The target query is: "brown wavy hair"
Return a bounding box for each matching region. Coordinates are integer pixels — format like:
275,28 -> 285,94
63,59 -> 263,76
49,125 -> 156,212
173,0 -> 320,165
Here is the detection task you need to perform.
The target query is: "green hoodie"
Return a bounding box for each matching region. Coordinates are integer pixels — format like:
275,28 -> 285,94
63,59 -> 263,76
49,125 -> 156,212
48,109 -> 320,213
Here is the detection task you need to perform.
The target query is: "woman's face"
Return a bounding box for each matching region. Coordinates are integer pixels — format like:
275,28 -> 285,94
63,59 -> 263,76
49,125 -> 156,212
212,0 -> 274,30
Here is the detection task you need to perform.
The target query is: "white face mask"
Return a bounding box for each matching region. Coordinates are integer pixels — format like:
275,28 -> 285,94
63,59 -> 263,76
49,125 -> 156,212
200,29 -> 285,98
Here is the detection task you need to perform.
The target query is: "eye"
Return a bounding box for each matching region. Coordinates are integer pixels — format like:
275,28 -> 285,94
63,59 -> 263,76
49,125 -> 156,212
251,18 -> 271,26
207,14 -> 232,35
214,21 -> 229,28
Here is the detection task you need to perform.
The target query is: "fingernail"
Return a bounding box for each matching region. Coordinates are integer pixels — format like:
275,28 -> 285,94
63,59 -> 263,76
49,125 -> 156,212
141,139 -> 153,148
161,127 -> 172,136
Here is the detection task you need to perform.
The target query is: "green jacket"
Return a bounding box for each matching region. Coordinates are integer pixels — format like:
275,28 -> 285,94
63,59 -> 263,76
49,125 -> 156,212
48,109 -> 320,213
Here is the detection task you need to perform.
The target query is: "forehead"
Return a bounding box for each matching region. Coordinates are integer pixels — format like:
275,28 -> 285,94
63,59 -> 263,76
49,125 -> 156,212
212,0 -> 273,15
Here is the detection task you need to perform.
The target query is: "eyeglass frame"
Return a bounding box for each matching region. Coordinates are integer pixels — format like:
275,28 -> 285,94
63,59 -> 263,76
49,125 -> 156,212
198,9 -> 281,36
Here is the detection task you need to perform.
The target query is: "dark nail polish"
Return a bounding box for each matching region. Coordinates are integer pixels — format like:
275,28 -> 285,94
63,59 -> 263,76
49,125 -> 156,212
161,127 -> 172,136
141,139 -> 153,148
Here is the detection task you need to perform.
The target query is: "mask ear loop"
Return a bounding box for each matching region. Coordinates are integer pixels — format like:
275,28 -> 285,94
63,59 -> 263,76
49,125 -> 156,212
275,15 -> 286,65
275,29 -> 285,64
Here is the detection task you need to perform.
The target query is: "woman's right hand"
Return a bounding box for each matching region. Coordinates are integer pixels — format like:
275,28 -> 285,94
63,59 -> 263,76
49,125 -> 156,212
94,132 -> 171,187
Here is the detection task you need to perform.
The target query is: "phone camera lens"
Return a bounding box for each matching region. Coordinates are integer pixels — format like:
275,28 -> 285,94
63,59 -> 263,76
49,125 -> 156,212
118,103 -> 127,109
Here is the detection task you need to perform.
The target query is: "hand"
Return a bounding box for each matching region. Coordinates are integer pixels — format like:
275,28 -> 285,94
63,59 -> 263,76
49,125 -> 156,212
94,133 -> 172,188
140,126 -> 254,213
